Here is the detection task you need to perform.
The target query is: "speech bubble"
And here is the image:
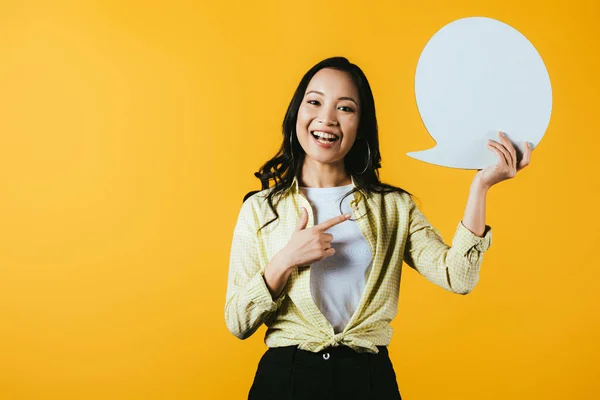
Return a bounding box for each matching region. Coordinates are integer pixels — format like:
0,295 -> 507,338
408,16 -> 552,169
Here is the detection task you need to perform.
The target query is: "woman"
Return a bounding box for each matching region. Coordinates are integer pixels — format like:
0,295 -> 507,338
224,56 -> 531,400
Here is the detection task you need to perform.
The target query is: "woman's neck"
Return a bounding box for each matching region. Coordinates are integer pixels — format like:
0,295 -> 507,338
299,163 -> 351,188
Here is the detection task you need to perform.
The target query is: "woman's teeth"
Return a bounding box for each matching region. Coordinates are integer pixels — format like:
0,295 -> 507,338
311,131 -> 339,143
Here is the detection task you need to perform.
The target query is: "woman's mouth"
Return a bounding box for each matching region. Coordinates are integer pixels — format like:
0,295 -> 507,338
311,131 -> 340,148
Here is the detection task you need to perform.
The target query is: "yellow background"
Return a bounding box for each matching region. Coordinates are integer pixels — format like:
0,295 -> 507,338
0,0 -> 598,399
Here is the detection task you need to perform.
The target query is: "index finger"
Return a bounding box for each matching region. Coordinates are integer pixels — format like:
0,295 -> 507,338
314,213 -> 351,231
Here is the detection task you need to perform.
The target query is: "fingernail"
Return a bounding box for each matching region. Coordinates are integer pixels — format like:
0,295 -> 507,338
345,213 -> 352,218
499,131 -> 505,137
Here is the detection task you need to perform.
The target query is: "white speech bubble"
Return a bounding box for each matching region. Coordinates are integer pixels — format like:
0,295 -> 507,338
408,16 -> 552,169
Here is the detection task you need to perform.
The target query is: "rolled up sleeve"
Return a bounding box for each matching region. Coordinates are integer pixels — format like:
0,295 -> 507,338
403,197 -> 493,295
224,198 -> 286,339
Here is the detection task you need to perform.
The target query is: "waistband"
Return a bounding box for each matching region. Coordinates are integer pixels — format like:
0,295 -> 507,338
263,345 -> 388,365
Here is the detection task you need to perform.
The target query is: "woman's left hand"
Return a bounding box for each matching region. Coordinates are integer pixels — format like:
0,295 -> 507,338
476,131 -> 532,189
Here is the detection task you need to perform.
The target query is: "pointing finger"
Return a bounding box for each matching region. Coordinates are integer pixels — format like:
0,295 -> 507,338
315,213 -> 352,231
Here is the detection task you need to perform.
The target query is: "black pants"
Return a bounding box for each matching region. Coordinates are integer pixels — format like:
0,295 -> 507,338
248,345 -> 402,400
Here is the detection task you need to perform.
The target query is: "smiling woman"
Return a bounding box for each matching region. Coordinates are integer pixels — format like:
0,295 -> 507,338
225,56 -> 499,400
244,57 -> 412,228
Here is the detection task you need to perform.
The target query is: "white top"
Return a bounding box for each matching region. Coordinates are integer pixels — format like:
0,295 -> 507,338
299,183 -> 374,334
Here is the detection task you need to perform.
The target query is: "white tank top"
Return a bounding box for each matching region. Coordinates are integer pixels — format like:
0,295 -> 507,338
299,183 -> 374,334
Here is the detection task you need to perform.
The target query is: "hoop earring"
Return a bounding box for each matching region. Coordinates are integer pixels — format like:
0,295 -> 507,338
355,139 -> 371,175
289,133 -> 295,164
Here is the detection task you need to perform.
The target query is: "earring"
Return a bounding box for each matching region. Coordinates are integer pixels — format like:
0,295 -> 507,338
355,139 -> 371,175
289,133 -> 295,164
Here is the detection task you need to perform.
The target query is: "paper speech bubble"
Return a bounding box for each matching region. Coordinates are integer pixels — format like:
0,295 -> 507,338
408,16 -> 552,169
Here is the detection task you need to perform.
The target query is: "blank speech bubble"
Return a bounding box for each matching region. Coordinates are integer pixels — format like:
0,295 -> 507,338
408,16 -> 552,169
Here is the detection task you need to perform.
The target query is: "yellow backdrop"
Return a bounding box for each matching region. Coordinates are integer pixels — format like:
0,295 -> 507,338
1,0 -> 598,399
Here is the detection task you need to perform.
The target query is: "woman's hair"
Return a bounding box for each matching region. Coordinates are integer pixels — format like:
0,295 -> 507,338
243,56 -> 414,232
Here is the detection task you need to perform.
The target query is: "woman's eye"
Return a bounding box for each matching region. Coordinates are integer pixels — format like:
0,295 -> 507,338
306,101 -> 354,112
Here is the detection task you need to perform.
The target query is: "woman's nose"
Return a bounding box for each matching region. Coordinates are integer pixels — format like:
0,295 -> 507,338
317,107 -> 338,125
318,111 -> 339,125
318,118 -> 339,125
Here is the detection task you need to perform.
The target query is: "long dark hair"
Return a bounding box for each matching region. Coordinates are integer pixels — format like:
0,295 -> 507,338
243,56 -> 415,232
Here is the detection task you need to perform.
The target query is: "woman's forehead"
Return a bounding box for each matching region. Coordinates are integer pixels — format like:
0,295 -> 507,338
305,69 -> 358,98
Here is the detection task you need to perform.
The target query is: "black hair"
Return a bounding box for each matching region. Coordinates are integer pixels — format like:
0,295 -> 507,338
243,56 -> 415,232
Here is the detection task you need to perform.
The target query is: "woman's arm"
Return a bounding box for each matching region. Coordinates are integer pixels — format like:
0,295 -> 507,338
461,174 -> 490,237
404,132 -> 532,294
462,131 -> 533,235
403,195 -> 492,295
224,199 -> 287,340
263,253 -> 293,300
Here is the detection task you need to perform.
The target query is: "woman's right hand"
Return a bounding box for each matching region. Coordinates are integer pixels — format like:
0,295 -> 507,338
281,207 -> 351,270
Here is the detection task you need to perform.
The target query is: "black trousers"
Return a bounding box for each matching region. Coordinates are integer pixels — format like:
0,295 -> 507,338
248,345 -> 402,400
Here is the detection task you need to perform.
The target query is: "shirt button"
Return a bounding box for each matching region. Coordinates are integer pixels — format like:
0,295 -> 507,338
322,353 -> 330,360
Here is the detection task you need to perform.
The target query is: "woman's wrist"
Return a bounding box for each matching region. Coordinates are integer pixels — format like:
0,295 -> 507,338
473,171 -> 492,193
264,251 -> 294,300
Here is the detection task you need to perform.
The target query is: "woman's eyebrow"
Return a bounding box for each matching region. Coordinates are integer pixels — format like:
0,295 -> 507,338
305,90 -> 358,105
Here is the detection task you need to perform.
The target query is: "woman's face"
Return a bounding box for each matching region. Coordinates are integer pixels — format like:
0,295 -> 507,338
295,68 -> 361,167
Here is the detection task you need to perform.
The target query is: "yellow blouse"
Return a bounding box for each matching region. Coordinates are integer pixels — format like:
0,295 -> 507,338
225,175 -> 492,354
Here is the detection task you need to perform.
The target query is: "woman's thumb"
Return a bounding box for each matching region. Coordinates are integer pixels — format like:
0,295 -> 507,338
294,207 -> 308,231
